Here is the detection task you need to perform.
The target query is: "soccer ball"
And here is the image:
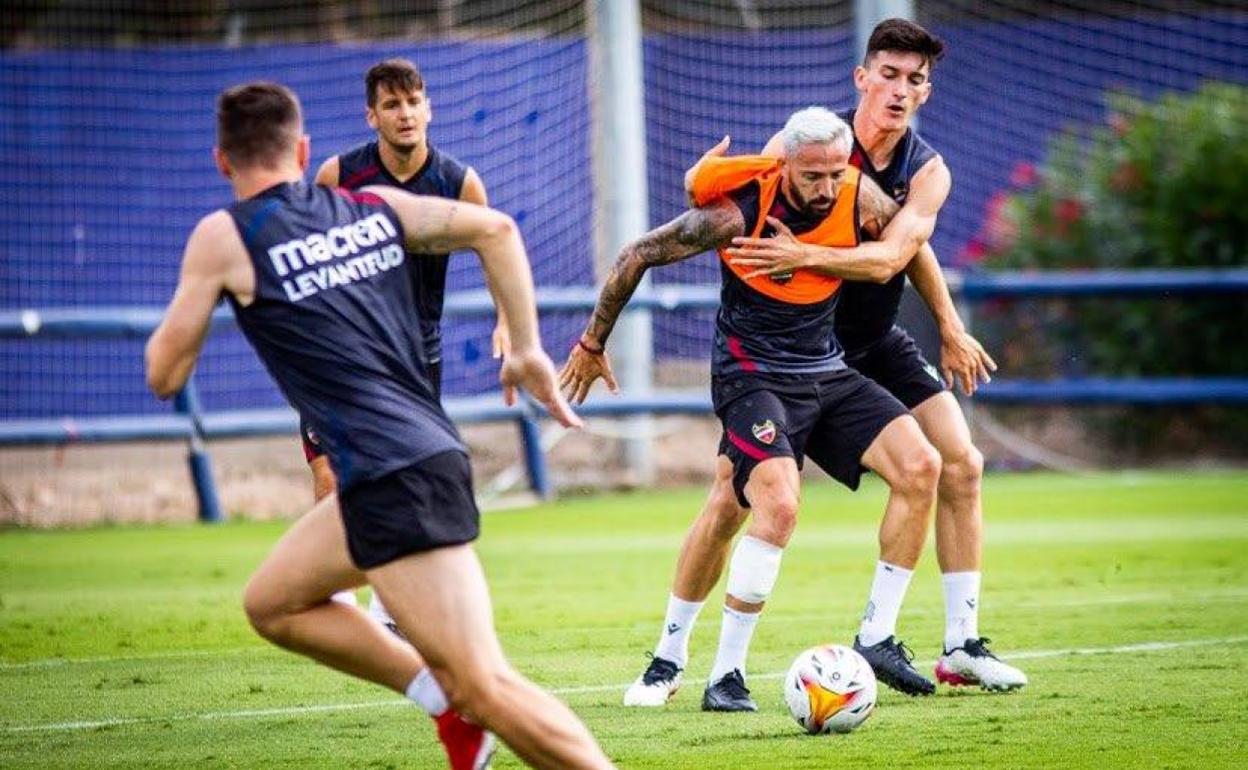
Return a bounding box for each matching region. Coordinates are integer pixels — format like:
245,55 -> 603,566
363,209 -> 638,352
783,644 -> 877,734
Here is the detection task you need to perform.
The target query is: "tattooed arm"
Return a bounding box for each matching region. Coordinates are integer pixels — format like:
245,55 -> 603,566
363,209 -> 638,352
727,155 -> 950,284
560,198 -> 746,403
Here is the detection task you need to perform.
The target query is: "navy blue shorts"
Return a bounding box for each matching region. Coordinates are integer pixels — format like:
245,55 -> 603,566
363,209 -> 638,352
713,369 -> 908,507
845,326 -> 945,410
337,450 -> 479,569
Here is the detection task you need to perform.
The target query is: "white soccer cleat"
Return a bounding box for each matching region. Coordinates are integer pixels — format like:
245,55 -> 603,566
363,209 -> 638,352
623,656 -> 683,707
935,637 -> 1028,692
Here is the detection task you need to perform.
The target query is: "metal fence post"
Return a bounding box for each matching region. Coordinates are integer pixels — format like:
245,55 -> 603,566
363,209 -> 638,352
517,414 -> 552,500
174,378 -> 223,523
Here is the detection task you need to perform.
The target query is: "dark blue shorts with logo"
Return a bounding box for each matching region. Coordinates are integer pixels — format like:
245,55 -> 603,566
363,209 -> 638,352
844,325 -> 946,411
713,368 -> 908,507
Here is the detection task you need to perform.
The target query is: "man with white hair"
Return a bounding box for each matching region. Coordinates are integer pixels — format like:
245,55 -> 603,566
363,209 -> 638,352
561,106 -> 943,711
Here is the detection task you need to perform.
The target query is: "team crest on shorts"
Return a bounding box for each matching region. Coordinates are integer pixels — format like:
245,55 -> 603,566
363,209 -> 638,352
923,362 -> 943,384
752,419 -> 777,445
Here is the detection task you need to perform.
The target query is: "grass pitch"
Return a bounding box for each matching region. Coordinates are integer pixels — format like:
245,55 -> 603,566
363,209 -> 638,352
2,471 -> 1247,769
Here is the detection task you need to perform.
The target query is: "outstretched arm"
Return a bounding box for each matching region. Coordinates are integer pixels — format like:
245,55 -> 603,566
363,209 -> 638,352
905,244 -> 997,395
458,168 -> 510,360
367,186 -> 580,427
560,198 -> 745,403
146,211 -> 249,398
727,156 -> 950,283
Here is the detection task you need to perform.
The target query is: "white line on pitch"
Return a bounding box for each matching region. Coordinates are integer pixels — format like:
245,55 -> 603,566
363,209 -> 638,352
6,588 -> 1248,672
4,635 -> 1247,734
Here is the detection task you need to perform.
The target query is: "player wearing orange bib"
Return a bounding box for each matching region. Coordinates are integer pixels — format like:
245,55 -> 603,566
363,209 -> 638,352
561,107 -> 942,711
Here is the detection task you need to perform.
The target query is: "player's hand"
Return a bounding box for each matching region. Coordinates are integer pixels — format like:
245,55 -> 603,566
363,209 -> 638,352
500,347 -> 583,428
558,339 -> 619,405
683,135 -> 731,206
491,318 -> 511,360
940,329 -> 997,396
726,216 -> 809,279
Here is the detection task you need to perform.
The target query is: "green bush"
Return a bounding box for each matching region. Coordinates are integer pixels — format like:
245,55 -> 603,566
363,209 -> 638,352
975,81 -> 1247,379
969,82 -> 1247,457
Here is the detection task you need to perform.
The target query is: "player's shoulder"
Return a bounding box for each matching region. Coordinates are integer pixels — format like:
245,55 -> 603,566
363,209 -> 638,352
906,128 -> 942,173
315,154 -> 341,186
195,208 -> 236,237
427,144 -> 471,192
339,140 -> 377,166
186,209 -> 248,268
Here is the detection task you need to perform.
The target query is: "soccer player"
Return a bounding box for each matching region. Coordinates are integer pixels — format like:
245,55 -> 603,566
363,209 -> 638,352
146,81 -> 615,770
624,18 -> 1027,703
561,106 -> 943,712
302,58 -> 507,629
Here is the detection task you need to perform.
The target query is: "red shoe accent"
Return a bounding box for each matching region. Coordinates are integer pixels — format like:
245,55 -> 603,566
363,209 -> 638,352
434,710 -> 496,770
935,660 -> 978,687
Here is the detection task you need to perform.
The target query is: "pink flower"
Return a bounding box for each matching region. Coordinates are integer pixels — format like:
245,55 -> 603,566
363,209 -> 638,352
1052,197 -> 1084,238
1054,198 -> 1084,224
1009,161 -> 1037,188
961,238 -> 987,264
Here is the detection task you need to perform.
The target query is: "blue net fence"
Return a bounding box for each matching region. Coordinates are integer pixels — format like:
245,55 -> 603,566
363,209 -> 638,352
1,1 -> 1245,421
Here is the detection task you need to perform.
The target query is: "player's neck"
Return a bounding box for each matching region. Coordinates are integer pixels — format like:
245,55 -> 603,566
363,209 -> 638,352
231,167 -> 302,200
378,138 -> 429,183
852,109 -> 906,170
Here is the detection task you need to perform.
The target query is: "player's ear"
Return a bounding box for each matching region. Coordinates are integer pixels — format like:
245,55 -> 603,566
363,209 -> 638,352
213,147 -> 232,180
916,80 -> 933,106
296,135 -> 311,172
365,106 -> 378,131
853,64 -> 868,93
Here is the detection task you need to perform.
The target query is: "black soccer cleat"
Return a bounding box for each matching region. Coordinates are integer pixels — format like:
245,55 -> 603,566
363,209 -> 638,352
623,654 -> 684,707
853,635 -> 936,696
701,669 -> 758,712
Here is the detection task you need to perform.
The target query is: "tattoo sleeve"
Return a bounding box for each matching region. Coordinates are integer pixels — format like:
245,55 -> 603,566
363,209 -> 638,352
857,175 -> 902,240
585,198 -> 744,346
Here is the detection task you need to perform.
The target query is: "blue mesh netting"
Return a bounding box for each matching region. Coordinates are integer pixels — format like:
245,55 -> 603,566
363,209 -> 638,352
2,9 -> 1246,420
0,40 -> 591,417
641,11 -> 1248,361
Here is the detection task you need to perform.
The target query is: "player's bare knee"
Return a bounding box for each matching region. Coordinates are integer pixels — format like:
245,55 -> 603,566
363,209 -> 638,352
241,579 -> 286,641
753,490 -> 799,546
897,443 -> 941,500
941,443 -> 983,495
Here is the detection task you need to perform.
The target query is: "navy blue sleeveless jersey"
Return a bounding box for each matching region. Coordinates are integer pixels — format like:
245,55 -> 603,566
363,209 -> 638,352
834,109 -> 938,355
336,141 -> 469,366
711,182 -> 851,377
225,182 -> 463,490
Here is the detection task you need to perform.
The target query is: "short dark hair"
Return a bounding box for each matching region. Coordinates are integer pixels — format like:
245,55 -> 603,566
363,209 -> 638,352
216,81 -> 302,170
366,58 -> 425,107
865,18 -> 945,71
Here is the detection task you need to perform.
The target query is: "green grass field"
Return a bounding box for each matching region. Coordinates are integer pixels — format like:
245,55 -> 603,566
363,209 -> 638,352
3,471 -> 1247,769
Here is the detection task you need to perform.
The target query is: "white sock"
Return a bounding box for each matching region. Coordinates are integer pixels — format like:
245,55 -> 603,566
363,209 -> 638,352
369,592 -> 394,626
404,667 -> 448,717
330,590 -> 357,607
653,594 -> 704,668
942,571 -> 982,651
857,561 -> 914,647
708,606 -> 760,683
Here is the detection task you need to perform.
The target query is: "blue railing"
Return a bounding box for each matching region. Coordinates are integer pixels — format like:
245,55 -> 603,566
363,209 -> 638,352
3,268 -> 1246,521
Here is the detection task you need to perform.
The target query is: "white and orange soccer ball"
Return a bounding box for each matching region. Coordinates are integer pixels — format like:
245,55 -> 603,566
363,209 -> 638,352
783,644 -> 878,734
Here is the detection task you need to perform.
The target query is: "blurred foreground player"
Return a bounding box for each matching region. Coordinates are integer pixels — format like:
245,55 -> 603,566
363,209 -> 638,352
145,82 -> 614,770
